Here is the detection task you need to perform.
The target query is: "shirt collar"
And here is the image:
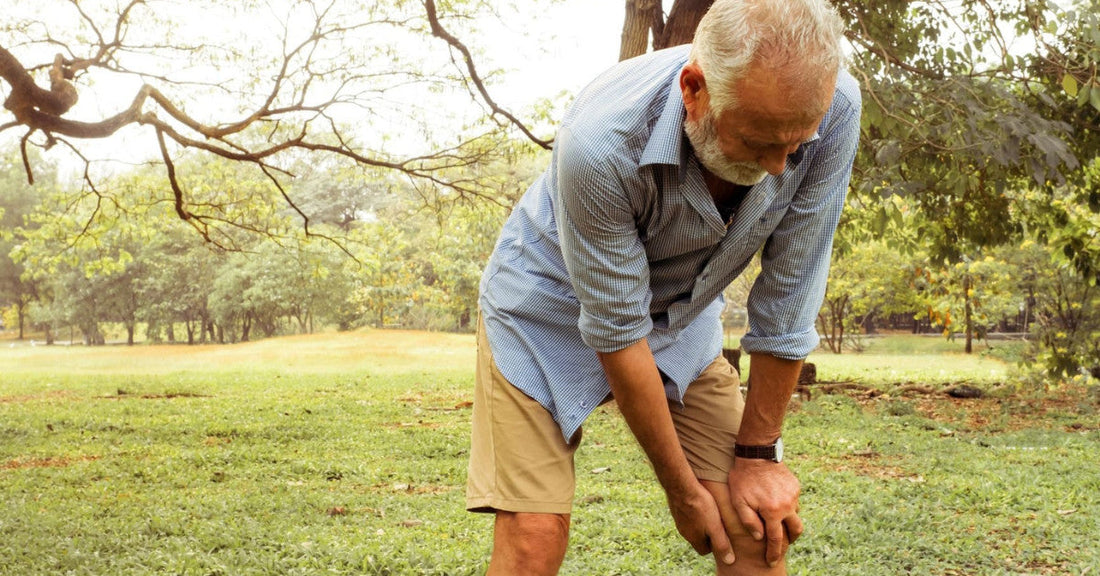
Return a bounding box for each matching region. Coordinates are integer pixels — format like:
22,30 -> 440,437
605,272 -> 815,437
639,74 -> 689,170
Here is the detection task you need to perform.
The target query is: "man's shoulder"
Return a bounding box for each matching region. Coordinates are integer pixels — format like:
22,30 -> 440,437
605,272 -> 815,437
832,68 -> 862,114
562,47 -> 688,133
558,47 -> 689,170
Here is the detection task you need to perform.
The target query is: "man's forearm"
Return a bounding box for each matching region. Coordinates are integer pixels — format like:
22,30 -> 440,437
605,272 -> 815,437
738,353 -> 802,445
596,339 -> 696,496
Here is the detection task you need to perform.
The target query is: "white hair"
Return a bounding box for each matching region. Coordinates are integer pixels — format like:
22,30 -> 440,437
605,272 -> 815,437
688,0 -> 845,114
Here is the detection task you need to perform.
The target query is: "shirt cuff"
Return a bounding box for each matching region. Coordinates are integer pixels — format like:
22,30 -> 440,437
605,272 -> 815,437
739,327 -> 820,360
579,311 -> 654,353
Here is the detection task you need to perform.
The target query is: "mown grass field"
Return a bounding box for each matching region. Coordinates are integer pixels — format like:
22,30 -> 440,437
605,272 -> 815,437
1,330 -> 1098,575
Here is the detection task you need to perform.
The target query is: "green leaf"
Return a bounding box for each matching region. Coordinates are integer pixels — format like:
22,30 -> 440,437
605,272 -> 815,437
1078,82 -> 1092,106
1091,85 -> 1100,112
1062,74 -> 1078,97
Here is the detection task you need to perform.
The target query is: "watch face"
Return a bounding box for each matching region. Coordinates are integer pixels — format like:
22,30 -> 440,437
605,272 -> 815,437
774,437 -> 783,463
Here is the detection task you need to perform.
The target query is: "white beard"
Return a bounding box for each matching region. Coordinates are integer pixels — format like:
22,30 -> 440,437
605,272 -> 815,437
684,106 -> 768,186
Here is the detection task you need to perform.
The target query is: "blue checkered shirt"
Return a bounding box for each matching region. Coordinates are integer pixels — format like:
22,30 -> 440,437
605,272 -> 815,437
480,45 -> 861,441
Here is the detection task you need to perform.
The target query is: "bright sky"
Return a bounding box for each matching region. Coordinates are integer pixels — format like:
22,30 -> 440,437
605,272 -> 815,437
482,1 -> 627,108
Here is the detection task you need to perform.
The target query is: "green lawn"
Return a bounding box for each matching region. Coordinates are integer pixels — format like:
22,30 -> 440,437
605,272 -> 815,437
1,331 -> 1097,575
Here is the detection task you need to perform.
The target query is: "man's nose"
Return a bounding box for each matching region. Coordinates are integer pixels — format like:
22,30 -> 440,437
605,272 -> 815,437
758,149 -> 788,175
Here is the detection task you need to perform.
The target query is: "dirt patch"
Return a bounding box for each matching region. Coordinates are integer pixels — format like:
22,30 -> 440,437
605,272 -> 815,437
2,455 -> 100,470
97,390 -> 210,400
398,391 -> 473,411
831,453 -> 926,483
828,382 -> 1100,433
385,420 -> 445,429
372,482 -> 456,495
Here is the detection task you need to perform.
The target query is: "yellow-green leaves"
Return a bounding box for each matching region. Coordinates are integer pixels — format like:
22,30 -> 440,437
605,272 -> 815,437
1062,73 -> 1078,98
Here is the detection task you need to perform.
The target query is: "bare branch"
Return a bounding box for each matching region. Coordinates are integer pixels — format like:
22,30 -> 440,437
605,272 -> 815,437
18,129 -> 36,185
423,0 -> 552,150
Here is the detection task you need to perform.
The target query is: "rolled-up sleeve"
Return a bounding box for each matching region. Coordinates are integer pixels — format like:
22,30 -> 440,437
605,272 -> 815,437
553,125 -> 653,353
741,84 -> 862,360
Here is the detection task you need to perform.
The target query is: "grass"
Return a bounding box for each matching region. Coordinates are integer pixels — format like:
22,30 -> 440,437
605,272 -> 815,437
803,334 -> 1027,388
1,330 -> 1098,575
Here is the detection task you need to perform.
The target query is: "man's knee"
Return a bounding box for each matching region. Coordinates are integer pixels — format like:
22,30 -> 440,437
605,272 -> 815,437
491,512 -> 570,575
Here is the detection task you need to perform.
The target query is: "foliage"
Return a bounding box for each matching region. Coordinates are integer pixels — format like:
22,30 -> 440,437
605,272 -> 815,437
998,239 -> 1100,382
1005,159 -> 1100,378
818,240 -> 918,353
0,141 -> 522,343
0,150 -> 54,339
915,251 -> 1022,350
346,201 -> 507,332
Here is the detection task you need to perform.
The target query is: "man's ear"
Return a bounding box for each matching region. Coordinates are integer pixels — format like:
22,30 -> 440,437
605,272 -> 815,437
680,63 -> 708,122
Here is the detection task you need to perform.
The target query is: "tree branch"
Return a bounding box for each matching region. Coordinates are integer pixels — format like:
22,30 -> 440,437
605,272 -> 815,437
423,0 -> 552,150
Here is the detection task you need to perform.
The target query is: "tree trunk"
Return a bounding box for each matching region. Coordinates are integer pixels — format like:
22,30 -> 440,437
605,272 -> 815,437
620,0 -> 661,61
834,296 -> 846,354
619,0 -> 712,62
17,301 -> 25,340
655,0 -> 713,50
964,274 -> 973,354
126,323 -> 135,346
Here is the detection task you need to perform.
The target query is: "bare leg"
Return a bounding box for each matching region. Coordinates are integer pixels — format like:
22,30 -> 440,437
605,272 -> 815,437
487,511 -> 571,576
702,480 -> 787,576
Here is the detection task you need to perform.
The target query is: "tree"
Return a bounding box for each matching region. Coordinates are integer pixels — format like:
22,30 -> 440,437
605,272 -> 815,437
1,0 -> 546,248
817,240 -> 918,353
1009,160 -> 1100,376
348,221 -> 418,328
0,150 -> 54,339
916,252 -> 1022,353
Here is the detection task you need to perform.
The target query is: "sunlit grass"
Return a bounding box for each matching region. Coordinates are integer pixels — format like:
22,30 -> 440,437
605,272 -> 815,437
1,330 -> 1097,575
0,328 -> 476,377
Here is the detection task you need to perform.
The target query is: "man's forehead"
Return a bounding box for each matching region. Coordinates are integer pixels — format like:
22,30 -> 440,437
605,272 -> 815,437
726,62 -> 835,130
726,113 -> 821,148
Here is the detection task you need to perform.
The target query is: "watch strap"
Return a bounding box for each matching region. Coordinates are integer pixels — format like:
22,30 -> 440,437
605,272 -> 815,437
734,437 -> 782,462
734,444 -> 777,460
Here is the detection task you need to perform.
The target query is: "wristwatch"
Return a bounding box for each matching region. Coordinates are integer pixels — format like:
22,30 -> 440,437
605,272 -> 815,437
734,437 -> 783,463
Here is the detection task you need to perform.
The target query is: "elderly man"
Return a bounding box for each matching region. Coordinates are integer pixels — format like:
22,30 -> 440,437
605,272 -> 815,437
467,0 -> 860,574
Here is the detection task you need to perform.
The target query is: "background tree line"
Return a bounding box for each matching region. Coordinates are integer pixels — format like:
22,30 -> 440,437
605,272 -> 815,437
0,147 -> 538,344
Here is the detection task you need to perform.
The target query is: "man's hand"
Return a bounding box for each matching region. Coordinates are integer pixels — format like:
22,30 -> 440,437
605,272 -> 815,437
726,458 -> 803,567
596,339 -> 737,567
667,479 -> 737,565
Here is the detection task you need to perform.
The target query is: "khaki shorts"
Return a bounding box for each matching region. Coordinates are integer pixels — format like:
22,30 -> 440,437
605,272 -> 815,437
466,321 -> 745,515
